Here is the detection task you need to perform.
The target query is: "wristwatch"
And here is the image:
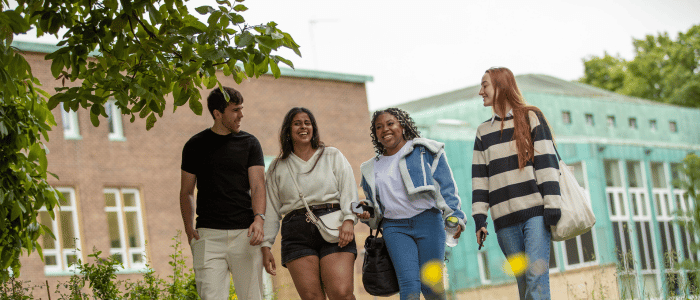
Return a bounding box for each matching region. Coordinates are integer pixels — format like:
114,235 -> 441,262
254,213 -> 266,221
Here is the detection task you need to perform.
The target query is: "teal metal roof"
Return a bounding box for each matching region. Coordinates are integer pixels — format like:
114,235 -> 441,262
397,74 -> 681,112
10,40 -> 373,83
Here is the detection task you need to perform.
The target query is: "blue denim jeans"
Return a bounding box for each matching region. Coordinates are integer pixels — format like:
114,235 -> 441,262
381,208 -> 445,300
496,216 -> 551,300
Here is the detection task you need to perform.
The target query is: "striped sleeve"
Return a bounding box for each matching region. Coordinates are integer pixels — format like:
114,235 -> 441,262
530,111 -> 561,226
472,130 -> 489,232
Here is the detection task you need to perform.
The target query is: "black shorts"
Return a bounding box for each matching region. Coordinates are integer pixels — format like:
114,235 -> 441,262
280,208 -> 357,268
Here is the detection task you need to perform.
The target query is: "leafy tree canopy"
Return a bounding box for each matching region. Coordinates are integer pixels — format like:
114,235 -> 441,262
0,0 -> 299,281
580,24 -> 700,108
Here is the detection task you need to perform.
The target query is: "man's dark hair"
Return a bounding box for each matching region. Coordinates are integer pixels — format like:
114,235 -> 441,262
207,87 -> 244,119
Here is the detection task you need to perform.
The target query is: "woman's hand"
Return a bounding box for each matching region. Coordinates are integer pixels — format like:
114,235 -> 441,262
476,227 -> 488,247
261,247 -> 276,276
338,219 -> 355,248
354,201 -> 372,219
452,225 -> 464,239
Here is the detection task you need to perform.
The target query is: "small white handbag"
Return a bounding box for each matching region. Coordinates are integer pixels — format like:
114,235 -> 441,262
551,155 -> 597,242
285,162 -> 342,243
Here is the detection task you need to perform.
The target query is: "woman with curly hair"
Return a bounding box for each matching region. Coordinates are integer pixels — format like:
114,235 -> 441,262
472,67 -> 560,300
262,107 -> 359,300
356,108 -> 466,300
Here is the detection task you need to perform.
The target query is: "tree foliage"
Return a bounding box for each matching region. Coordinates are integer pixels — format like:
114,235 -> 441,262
580,24 -> 700,108
0,0 -> 299,281
676,154 -> 700,273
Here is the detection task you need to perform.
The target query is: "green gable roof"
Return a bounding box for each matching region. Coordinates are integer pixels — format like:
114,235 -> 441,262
397,74 -> 679,113
10,40 -> 373,83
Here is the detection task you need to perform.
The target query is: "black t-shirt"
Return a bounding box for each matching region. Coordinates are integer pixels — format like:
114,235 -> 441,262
181,129 -> 265,229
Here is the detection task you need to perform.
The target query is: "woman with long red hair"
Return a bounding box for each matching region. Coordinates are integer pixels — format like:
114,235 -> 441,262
472,67 -> 561,300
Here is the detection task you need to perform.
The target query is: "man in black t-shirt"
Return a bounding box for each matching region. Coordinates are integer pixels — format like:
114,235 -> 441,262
180,87 -> 266,300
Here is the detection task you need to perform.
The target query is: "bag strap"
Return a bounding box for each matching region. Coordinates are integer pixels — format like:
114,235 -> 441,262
284,162 -> 337,231
526,111 -> 562,162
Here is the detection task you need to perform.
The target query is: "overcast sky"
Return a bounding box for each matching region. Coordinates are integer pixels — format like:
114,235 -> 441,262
13,0 -> 700,110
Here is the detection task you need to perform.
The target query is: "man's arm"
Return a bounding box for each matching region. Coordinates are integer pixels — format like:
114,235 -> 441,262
248,165 -> 266,245
180,170 -> 199,245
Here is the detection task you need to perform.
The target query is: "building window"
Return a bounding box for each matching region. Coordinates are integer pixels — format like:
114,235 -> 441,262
106,100 -> 125,141
61,109 -> 81,139
649,120 -> 657,132
652,162 -> 681,294
562,111 -> 571,124
104,188 -> 146,270
629,118 -> 637,129
38,187 -> 82,273
562,162 -> 597,268
605,160 -> 637,297
585,114 -> 594,126
477,251 -> 491,284
607,116 -> 616,128
550,240 -> 559,271
669,121 -> 677,133
627,161 -> 659,298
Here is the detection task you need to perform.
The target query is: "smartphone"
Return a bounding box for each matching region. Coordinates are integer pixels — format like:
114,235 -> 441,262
478,222 -> 488,250
351,200 -> 374,217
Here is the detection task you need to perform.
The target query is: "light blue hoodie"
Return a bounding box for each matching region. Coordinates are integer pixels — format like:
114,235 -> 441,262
360,138 -> 467,230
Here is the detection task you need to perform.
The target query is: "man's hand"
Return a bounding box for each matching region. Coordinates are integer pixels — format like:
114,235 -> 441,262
186,228 -> 200,245
261,247 -> 276,275
338,220 -> 354,248
248,218 -> 264,246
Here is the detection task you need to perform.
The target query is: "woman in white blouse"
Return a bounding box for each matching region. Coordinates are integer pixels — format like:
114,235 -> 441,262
262,107 -> 359,300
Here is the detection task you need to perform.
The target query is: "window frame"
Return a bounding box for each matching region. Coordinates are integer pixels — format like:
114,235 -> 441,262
629,118 -> 638,129
585,113 -> 594,126
649,119 -> 657,132
61,109 -> 81,140
477,250 -> 492,285
106,100 -> 125,141
103,188 -> 147,270
669,121 -> 678,133
562,111 -> 571,125
561,161 -> 598,270
607,115 -> 616,128
39,187 -> 82,274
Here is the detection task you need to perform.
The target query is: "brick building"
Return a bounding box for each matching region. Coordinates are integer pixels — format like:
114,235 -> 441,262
13,41 -> 380,299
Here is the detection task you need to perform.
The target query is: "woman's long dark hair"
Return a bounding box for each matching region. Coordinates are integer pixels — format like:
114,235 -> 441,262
270,107 -> 325,174
369,108 -> 420,157
486,67 -> 552,170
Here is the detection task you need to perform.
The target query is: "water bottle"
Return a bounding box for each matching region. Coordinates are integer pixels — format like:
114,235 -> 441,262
445,216 -> 459,247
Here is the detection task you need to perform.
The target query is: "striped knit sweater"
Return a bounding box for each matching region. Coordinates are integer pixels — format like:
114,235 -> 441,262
472,110 -> 561,232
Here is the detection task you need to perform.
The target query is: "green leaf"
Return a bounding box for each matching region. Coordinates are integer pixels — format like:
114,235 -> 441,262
90,105 -> 101,127
3,10 -> 31,33
195,6 -> 215,15
271,31 -> 284,40
276,56 -> 295,69
230,13 -> 245,24
189,97 -> 203,115
11,202 -> 21,221
233,4 -> 248,12
269,59 -> 280,79
28,143 -> 42,162
244,61 -> 254,77
146,113 -> 157,130
110,14 -> 128,32
180,26 -> 204,36
50,56 -> 64,78
236,31 -> 254,47
0,121 -> 8,137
